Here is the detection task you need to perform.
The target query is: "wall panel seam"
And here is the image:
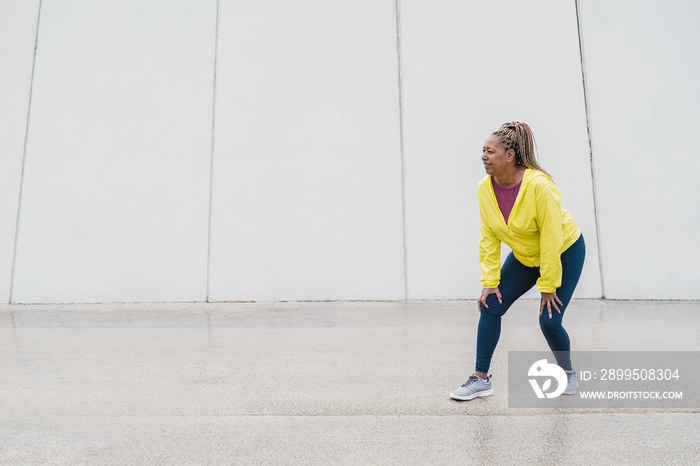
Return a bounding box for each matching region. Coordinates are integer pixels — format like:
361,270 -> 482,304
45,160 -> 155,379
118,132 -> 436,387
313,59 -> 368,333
206,0 -> 220,303
575,0 -> 605,298
9,0 -> 43,304
395,0 -> 408,300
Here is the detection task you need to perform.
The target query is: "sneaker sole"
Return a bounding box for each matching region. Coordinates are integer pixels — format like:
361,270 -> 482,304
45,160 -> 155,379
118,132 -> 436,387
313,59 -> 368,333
450,388 -> 493,401
563,383 -> 578,395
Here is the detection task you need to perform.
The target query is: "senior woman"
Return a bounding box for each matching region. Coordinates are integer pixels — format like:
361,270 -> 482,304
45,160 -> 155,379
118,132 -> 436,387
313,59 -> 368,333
450,121 -> 585,401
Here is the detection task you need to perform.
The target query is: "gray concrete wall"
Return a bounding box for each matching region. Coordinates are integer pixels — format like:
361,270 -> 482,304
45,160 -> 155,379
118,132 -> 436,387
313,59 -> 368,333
10,0 -> 217,303
1,0 -> 697,303
208,0 -> 405,301
0,0 -> 41,303
578,0 -> 700,299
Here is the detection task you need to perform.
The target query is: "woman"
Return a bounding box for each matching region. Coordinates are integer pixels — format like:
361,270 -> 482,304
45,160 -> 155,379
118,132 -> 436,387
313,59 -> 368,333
450,121 -> 585,401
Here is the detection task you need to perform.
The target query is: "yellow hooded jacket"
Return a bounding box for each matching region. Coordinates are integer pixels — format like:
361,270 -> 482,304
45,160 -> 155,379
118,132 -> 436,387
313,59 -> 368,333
478,168 -> 581,293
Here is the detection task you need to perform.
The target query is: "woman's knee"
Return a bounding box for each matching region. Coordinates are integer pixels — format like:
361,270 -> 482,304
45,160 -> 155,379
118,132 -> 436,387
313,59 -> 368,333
481,294 -> 509,317
539,316 -> 562,335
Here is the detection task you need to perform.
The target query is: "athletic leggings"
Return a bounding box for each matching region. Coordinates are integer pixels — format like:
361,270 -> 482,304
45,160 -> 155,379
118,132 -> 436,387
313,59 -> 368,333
475,234 -> 585,373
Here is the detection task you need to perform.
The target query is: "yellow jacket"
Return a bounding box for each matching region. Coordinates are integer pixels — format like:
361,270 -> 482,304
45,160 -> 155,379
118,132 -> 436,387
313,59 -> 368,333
478,168 -> 581,293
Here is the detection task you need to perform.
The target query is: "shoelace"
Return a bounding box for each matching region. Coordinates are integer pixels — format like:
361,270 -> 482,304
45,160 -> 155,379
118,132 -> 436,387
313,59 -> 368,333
462,375 -> 481,387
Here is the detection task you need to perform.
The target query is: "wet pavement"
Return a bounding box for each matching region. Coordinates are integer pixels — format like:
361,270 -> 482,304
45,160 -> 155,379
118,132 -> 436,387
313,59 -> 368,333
1,300 -> 698,464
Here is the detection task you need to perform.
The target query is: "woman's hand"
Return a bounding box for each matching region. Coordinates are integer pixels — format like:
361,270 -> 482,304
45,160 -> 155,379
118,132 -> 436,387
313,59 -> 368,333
478,287 -> 502,311
539,291 -> 563,319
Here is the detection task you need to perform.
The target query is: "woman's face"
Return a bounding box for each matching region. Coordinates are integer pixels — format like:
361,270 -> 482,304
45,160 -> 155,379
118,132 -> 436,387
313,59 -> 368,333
482,134 -> 514,176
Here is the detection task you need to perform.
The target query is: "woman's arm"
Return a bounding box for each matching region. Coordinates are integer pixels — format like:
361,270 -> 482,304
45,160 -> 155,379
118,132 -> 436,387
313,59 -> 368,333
479,222 -> 501,288
535,180 -> 564,293
477,179 -> 503,310
478,210 -> 503,311
535,180 -> 565,318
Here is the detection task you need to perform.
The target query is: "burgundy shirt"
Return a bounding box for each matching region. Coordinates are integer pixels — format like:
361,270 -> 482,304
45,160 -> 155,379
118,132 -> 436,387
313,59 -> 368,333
492,178 -> 522,225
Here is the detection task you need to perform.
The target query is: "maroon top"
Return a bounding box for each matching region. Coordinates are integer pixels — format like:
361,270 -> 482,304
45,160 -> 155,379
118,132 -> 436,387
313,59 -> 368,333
492,178 -> 522,225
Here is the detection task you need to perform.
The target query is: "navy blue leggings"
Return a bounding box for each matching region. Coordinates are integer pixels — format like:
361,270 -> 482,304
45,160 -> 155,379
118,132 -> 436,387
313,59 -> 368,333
475,234 -> 585,373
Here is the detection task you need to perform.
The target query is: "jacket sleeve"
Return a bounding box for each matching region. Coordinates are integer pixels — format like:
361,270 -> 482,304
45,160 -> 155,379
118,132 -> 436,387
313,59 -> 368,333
535,180 -> 564,293
479,202 -> 502,288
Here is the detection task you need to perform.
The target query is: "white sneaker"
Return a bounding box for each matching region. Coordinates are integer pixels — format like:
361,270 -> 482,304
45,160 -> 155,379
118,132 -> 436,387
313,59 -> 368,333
450,374 -> 493,401
564,370 -> 578,395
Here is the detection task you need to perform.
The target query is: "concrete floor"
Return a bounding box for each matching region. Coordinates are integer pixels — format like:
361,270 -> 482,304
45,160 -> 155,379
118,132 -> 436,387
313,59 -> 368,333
1,299 -> 698,465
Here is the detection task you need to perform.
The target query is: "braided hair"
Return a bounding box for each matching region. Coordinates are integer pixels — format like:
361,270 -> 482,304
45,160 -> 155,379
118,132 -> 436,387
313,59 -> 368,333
492,121 -> 553,182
